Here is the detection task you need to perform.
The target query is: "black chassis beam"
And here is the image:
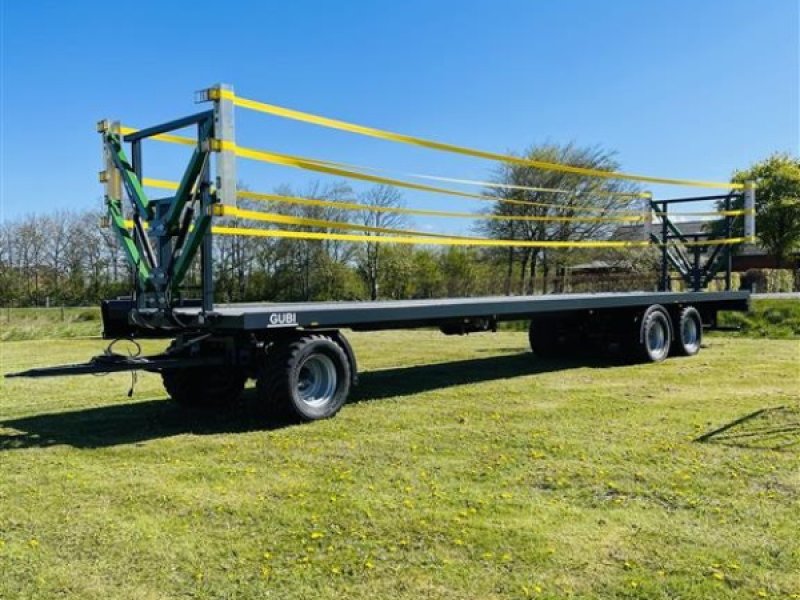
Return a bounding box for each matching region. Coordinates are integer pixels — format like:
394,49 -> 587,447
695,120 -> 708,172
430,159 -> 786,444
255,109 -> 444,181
6,353 -> 227,379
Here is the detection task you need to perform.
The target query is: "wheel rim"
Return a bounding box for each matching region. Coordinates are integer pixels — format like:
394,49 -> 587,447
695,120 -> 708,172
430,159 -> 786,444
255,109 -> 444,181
297,354 -> 338,408
682,315 -> 700,352
647,317 -> 669,359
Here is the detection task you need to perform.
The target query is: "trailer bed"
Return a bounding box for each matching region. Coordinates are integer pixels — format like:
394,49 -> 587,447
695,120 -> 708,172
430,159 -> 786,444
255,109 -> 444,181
181,290 -> 750,332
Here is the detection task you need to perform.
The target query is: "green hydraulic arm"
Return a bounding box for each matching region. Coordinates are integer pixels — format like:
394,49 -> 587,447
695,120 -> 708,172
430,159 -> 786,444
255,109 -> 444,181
170,211 -> 212,291
106,198 -> 152,289
164,118 -> 214,231
104,131 -> 153,220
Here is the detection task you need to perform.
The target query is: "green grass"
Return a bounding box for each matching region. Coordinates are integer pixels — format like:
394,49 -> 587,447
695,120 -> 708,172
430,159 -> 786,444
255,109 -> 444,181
0,330 -> 798,599
719,298 -> 800,339
0,307 -> 102,341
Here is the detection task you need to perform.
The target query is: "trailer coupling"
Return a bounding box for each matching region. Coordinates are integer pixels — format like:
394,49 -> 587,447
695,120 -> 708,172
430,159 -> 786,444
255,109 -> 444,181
5,347 -> 226,379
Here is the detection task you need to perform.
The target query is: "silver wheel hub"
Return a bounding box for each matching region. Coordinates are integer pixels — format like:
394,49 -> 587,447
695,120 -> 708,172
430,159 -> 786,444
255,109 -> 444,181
682,316 -> 699,350
647,318 -> 669,359
297,354 -> 337,408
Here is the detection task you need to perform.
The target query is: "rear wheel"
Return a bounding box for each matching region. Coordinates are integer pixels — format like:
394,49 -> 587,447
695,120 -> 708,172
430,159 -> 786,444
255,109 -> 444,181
672,306 -> 702,356
630,305 -> 672,363
258,334 -> 351,421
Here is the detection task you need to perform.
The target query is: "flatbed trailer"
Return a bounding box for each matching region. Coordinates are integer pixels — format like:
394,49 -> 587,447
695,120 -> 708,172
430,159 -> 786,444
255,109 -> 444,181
169,291 -> 750,332
7,84 -> 756,423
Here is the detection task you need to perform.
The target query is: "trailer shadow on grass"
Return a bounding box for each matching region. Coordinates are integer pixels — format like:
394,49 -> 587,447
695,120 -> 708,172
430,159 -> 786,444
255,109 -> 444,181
0,352 -> 619,450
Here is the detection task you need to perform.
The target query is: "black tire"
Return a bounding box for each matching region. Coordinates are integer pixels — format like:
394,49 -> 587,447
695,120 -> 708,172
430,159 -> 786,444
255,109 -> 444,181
528,318 -> 572,358
161,366 -> 246,408
672,306 -> 702,356
630,305 -> 672,363
258,334 -> 351,422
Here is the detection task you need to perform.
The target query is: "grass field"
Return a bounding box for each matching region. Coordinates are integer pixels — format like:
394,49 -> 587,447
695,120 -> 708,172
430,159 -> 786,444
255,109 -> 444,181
1,324 -> 799,598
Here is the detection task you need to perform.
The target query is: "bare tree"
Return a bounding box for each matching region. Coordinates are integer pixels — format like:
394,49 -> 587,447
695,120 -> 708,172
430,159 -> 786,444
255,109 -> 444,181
355,185 -> 408,300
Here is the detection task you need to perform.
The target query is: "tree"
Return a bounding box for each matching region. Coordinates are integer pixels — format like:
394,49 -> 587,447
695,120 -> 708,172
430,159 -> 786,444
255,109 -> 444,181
355,185 -> 408,300
479,143 -> 642,294
724,153 -> 800,268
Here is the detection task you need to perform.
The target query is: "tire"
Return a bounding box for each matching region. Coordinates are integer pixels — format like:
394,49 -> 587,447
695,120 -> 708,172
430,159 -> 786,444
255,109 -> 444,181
258,334 -> 351,422
528,318 -> 572,358
672,306 -> 702,356
630,305 -> 672,363
162,366 -> 246,408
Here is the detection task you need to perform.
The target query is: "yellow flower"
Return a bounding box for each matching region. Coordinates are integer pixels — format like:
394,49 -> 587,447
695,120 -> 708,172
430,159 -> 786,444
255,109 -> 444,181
310,531 -> 325,540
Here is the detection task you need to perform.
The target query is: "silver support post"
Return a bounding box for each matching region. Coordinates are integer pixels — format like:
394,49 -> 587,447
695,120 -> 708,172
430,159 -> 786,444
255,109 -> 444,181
98,120 -> 123,202
642,191 -> 653,241
213,83 -> 237,206
743,181 -> 756,240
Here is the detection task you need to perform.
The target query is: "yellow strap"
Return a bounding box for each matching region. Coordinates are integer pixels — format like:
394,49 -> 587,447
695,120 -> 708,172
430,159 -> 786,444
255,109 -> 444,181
216,89 -> 743,190
140,177 -> 749,220
677,236 -> 754,247
123,124 -> 646,209
218,205 -> 481,239
121,217 -> 753,248
236,190 -> 644,223
211,225 -> 650,248
211,226 -> 754,248
219,139 -> 643,215
142,177 -> 179,190
119,126 -> 196,146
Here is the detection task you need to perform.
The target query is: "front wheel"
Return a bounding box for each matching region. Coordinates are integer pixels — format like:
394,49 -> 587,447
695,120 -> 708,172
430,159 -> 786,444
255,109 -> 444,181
258,334 -> 352,422
162,367 -> 246,408
630,305 -> 672,363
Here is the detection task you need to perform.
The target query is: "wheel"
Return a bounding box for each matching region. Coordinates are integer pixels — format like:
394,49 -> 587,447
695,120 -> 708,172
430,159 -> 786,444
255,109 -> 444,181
161,339 -> 246,408
161,367 -> 246,407
672,306 -> 702,356
258,334 -> 351,421
630,305 -> 672,363
528,318 -> 572,358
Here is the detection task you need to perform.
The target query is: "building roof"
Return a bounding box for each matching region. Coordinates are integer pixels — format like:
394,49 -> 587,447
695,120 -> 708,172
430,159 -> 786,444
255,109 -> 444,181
613,220 -> 711,241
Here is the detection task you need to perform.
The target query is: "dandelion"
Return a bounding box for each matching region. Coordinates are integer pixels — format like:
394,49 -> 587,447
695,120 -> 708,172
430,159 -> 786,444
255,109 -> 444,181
364,560 -> 375,569
310,531 -> 325,540
28,539 -> 39,548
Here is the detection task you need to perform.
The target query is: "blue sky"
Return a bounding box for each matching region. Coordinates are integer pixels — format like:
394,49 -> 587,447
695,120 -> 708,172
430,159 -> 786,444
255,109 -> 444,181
1,0 -> 798,227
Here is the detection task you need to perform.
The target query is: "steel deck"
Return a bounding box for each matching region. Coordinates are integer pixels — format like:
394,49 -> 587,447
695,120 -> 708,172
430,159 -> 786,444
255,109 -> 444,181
177,290 -> 750,331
